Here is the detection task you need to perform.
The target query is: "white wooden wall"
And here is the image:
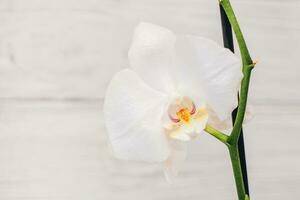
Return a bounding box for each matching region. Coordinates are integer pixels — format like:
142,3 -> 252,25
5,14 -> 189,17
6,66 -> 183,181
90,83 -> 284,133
0,0 -> 299,199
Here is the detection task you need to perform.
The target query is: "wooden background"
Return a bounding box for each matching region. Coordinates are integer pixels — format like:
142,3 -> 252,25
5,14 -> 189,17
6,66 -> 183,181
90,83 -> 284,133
0,0 -> 299,199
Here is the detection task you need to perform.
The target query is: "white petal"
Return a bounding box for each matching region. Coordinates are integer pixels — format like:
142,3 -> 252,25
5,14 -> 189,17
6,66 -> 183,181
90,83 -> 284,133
208,117 -> 232,131
104,69 -> 170,162
207,106 -> 233,131
244,104 -> 255,123
170,129 -> 191,141
164,140 -> 187,183
207,103 -> 254,131
128,22 -> 177,93
174,35 -> 242,120
194,116 -> 209,134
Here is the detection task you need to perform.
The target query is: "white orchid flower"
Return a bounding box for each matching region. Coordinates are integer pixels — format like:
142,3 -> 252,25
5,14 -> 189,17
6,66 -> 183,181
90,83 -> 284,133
104,22 -> 242,181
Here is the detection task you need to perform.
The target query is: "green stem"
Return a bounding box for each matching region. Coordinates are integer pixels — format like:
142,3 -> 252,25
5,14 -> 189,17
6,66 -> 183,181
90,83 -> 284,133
228,145 -> 246,200
219,0 -> 254,145
204,125 -> 229,145
205,125 -> 246,199
229,69 -> 252,144
205,126 -> 247,199
218,0 -> 254,199
219,0 -> 252,66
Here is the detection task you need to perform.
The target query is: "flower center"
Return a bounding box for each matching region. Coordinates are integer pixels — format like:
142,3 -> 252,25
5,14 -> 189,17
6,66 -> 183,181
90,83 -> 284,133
167,96 -> 196,125
165,96 -> 209,141
176,107 -> 191,124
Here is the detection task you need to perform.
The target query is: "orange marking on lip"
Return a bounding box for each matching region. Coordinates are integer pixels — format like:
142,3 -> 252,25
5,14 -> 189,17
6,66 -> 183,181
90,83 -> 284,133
176,107 -> 191,123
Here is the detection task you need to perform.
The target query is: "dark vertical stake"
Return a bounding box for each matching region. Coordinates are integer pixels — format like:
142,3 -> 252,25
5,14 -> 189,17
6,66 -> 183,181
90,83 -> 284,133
219,5 -> 250,195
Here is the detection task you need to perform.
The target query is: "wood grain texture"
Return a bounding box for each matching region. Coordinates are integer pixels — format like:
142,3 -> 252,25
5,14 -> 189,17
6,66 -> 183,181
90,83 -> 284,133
0,0 -> 298,101
0,101 -> 299,200
0,0 -> 299,199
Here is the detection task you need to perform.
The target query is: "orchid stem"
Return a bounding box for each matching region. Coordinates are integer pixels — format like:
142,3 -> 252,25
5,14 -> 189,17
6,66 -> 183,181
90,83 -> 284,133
219,0 -> 252,66
229,145 -> 246,200
219,0 -> 254,145
218,0 -> 254,199
204,125 -> 229,145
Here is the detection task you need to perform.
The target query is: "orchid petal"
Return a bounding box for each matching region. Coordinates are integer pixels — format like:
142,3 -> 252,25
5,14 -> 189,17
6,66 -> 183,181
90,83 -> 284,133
169,126 -> 192,141
164,140 -> 187,183
244,104 -> 255,123
174,35 -> 242,120
208,104 -> 254,131
128,22 -> 177,93
104,69 -> 170,162
194,116 -> 209,134
207,106 -> 233,131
